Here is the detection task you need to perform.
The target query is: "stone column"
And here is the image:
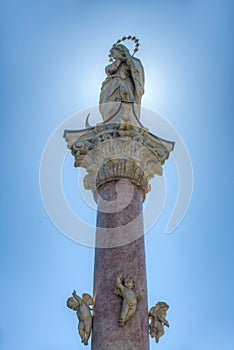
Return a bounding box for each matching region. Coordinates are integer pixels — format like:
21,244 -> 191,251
64,103 -> 174,349
91,180 -> 149,350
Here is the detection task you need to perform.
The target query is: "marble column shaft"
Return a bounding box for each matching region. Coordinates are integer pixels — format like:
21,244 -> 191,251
91,180 -> 150,350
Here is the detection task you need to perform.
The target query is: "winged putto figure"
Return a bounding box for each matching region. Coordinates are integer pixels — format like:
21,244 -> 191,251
67,290 -> 93,346
115,274 -> 145,326
149,302 -> 169,343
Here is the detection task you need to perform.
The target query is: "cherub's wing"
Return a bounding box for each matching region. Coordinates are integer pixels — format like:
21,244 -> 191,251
82,293 -> 93,306
67,297 -> 79,311
136,289 -> 145,302
149,306 -> 156,317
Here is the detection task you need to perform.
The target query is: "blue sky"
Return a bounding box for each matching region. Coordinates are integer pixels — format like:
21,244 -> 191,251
1,0 -> 234,349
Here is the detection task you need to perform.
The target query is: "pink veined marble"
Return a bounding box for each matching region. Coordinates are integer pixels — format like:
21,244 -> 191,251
91,180 -> 150,350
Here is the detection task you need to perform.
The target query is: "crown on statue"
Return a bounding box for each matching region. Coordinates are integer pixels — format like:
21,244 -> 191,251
108,35 -> 140,62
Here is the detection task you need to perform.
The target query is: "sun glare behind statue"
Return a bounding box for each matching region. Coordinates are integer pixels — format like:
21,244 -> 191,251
143,68 -> 168,112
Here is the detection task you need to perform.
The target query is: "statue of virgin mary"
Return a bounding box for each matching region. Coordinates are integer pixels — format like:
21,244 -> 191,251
99,43 -> 145,121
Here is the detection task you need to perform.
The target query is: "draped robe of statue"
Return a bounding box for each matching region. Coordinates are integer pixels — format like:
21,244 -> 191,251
99,44 -> 145,121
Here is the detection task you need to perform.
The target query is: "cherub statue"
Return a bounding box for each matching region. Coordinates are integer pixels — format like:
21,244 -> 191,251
67,290 -> 93,346
149,302 -> 169,343
115,274 -> 145,326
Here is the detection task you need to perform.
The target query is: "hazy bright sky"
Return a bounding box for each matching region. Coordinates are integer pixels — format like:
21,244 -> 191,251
1,0 -> 234,349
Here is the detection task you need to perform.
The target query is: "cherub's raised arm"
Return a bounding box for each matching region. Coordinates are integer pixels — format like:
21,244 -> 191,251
72,290 -> 82,303
116,275 -> 124,290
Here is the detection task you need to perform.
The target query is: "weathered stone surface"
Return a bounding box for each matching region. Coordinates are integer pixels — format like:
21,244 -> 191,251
91,181 -> 149,350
